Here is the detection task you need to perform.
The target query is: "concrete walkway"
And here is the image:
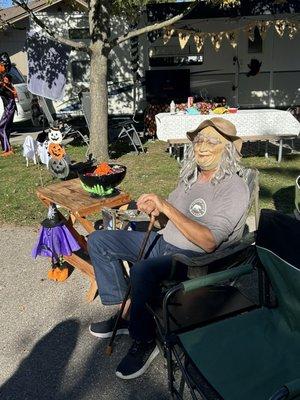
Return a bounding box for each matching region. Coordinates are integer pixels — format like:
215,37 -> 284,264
0,225 -> 169,400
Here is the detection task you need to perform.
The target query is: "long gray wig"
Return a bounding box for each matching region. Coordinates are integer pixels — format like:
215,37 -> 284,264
180,141 -> 244,191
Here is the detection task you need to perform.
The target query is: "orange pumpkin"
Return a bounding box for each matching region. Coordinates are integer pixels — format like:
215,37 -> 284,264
48,143 -> 65,160
47,266 -> 69,281
47,268 -> 56,280
54,267 -> 69,281
0,64 -> 6,74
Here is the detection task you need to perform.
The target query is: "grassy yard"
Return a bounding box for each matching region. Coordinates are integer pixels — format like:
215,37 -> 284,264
0,140 -> 299,226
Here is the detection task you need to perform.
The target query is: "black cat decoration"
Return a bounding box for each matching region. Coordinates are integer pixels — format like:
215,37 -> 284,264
247,59 -> 262,77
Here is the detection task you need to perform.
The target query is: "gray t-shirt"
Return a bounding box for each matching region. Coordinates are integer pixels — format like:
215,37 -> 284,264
161,174 -> 250,253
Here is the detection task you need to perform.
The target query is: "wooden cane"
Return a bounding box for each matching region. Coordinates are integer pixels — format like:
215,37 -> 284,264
106,214 -> 156,355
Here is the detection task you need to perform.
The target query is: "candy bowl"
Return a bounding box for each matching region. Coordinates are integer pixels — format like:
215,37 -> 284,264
78,163 -> 127,197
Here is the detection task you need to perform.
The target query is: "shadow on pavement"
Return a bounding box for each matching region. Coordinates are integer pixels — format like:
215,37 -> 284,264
0,319 -> 169,400
0,319 -> 80,400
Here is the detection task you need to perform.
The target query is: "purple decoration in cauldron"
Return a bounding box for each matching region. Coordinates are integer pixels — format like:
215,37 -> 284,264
32,203 -> 80,263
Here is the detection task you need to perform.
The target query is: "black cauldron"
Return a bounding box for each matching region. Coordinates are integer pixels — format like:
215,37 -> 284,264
78,164 -> 127,197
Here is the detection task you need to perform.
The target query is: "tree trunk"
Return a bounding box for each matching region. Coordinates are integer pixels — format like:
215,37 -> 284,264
89,41 -> 109,161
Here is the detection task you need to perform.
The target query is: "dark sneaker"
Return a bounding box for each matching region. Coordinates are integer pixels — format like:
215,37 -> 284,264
89,314 -> 129,338
115,340 -> 159,380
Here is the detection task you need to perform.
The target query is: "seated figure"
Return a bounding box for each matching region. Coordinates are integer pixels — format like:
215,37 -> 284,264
87,117 -> 249,380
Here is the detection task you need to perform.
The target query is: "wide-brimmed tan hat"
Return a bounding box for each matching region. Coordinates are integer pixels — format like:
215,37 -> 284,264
186,117 -> 242,155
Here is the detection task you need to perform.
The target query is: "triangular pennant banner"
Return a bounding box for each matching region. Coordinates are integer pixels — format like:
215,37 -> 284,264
287,22 -> 297,39
178,32 -> 190,49
194,34 -> 204,52
257,21 -> 271,39
275,20 -> 286,37
247,25 -> 256,42
210,32 -> 223,52
226,31 -> 238,48
163,27 -> 174,45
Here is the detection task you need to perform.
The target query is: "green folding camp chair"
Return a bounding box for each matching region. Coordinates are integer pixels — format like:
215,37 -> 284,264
155,209 -> 300,400
295,175 -> 300,219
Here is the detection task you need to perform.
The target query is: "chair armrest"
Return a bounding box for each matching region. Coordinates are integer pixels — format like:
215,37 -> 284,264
285,379 -> 300,399
172,231 -> 256,268
182,263 -> 253,293
270,379 -> 300,400
110,120 -> 132,129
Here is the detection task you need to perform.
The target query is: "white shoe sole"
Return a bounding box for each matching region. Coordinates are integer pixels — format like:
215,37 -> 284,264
89,326 -> 129,339
115,345 -> 160,380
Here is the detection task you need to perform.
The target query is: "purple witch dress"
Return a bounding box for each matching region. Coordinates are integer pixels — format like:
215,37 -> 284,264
32,204 -> 81,264
32,224 -> 81,263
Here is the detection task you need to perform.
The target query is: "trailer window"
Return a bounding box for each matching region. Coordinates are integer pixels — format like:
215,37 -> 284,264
248,27 -> 262,53
149,55 -> 203,67
9,66 -> 25,84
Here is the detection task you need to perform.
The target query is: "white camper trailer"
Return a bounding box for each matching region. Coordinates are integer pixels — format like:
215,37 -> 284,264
142,14 -> 300,109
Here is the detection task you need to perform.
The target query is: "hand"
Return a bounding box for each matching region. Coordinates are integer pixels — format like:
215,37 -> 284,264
136,193 -> 167,217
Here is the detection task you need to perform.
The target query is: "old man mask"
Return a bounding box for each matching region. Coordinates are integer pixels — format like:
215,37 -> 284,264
192,126 -> 228,170
187,117 -> 242,171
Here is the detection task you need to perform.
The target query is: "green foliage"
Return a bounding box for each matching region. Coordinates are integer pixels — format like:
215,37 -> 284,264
111,0 -> 176,21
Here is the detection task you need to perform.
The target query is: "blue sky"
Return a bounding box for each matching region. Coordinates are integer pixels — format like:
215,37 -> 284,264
0,0 -> 12,8
0,0 -> 188,8
0,0 -> 190,8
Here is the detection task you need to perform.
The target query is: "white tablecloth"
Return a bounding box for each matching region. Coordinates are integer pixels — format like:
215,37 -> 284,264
155,109 -> 300,141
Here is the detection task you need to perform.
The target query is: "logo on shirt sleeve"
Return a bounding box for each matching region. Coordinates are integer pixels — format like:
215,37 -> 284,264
189,198 -> 207,217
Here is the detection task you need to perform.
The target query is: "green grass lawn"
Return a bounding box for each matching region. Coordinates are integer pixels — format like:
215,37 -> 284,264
0,140 -> 299,226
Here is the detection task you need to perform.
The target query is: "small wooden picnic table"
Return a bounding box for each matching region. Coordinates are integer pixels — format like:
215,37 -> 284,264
36,178 -> 131,302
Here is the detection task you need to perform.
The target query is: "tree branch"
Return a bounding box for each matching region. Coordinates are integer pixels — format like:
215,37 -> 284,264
111,0 -> 201,47
0,18 -> 9,30
0,9 -> 11,30
12,0 -> 90,53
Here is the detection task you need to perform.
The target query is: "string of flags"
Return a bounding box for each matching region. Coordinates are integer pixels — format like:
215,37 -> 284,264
162,17 -> 300,52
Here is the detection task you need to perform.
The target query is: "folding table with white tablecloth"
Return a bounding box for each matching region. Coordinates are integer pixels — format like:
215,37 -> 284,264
155,109 -> 300,162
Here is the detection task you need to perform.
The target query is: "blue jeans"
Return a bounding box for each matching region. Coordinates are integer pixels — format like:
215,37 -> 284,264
88,230 -> 199,341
